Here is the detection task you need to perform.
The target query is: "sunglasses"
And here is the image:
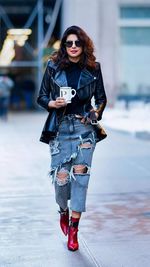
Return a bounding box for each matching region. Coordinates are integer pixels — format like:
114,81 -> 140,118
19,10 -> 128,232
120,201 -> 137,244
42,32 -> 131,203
65,40 -> 82,48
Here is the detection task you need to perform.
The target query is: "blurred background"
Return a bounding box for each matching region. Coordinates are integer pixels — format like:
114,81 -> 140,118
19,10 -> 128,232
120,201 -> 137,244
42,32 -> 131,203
0,0 -> 61,116
0,0 -> 150,136
0,1 -> 150,266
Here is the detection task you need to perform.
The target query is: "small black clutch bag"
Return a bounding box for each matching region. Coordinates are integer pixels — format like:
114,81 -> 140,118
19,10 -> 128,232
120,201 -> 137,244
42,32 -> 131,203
92,123 -> 107,142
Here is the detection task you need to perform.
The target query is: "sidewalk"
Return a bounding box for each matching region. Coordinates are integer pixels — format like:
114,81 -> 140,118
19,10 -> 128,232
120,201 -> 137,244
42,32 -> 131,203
0,112 -> 99,267
103,102 -> 150,140
0,112 -> 150,267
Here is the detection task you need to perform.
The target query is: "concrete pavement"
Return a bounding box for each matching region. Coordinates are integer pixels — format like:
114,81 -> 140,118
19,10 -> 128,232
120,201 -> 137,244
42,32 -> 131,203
0,112 -> 150,267
103,103 -> 150,140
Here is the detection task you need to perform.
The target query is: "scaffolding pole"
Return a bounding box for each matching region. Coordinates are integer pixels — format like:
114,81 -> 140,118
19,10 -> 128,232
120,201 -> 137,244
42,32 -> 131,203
43,0 -> 62,48
0,0 -> 61,106
37,0 -> 44,95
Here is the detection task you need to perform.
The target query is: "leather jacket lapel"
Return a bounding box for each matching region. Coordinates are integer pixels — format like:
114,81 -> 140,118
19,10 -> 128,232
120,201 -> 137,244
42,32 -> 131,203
54,70 -> 68,87
53,67 -> 96,89
77,69 -> 96,90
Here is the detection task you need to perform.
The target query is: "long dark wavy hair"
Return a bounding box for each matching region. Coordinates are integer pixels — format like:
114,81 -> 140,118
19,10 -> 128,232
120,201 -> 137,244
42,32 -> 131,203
50,25 -> 96,70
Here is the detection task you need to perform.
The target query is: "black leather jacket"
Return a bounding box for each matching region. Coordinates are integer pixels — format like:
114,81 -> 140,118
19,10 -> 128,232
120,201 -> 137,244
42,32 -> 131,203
38,60 -> 107,116
37,60 -> 107,143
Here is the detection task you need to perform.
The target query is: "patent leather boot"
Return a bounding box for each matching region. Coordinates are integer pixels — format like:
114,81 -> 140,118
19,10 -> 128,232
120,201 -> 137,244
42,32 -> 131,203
59,208 -> 69,236
67,217 -> 79,251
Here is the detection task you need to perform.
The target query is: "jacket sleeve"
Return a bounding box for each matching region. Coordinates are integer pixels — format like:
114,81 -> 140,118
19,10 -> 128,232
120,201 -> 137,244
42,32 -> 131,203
94,62 -> 107,120
37,62 -> 53,111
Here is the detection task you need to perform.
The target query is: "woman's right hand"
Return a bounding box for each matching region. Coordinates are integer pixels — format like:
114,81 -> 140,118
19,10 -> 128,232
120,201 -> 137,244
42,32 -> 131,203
48,97 -> 67,109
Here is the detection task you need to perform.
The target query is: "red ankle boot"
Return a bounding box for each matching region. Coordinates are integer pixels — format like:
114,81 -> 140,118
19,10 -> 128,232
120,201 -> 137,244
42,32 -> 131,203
59,208 -> 69,236
67,217 -> 79,251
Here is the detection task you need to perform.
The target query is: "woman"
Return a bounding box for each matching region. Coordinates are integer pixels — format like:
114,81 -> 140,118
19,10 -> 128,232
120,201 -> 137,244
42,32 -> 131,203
37,25 -> 107,251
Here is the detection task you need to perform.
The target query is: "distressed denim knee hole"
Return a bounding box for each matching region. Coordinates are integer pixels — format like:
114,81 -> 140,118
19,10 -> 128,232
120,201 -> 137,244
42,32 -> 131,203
56,168 -> 70,186
80,142 -> 92,149
71,165 -> 91,187
73,164 -> 88,174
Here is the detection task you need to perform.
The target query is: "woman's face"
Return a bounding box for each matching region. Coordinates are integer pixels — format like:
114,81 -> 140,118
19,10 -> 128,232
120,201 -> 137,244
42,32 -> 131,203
65,34 -> 83,62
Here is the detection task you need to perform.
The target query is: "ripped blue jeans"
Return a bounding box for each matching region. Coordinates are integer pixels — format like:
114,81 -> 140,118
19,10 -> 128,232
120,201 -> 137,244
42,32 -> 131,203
49,114 -> 96,212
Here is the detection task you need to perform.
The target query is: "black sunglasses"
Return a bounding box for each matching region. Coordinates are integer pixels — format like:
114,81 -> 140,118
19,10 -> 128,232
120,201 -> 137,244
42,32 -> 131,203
65,40 -> 82,48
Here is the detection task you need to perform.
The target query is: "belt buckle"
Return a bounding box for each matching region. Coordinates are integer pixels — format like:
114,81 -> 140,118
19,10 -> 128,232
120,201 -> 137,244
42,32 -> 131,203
91,119 -> 98,125
75,114 -> 83,119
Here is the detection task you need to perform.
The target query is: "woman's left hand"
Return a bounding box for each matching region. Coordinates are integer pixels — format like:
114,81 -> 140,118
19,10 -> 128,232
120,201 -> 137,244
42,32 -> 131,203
80,110 -> 98,124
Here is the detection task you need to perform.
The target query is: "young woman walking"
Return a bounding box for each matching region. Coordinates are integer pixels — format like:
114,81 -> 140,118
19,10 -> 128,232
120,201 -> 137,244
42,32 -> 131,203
37,25 -> 107,251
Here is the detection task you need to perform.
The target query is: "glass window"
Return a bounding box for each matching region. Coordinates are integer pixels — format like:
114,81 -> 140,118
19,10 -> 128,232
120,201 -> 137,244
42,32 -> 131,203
119,44 -> 150,94
120,7 -> 150,19
119,7 -> 150,96
120,27 -> 150,45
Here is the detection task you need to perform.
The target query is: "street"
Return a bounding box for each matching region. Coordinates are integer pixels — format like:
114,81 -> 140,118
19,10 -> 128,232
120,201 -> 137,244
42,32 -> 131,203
0,112 -> 150,267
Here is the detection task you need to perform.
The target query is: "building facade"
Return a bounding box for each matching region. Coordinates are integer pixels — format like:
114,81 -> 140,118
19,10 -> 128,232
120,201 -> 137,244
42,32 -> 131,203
62,0 -> 150,105
1,0 -> 150,108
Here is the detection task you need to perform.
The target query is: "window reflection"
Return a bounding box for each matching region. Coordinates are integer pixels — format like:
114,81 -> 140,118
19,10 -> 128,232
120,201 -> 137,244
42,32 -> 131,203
119,7 -> 150,100
120,7 -> 150,19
